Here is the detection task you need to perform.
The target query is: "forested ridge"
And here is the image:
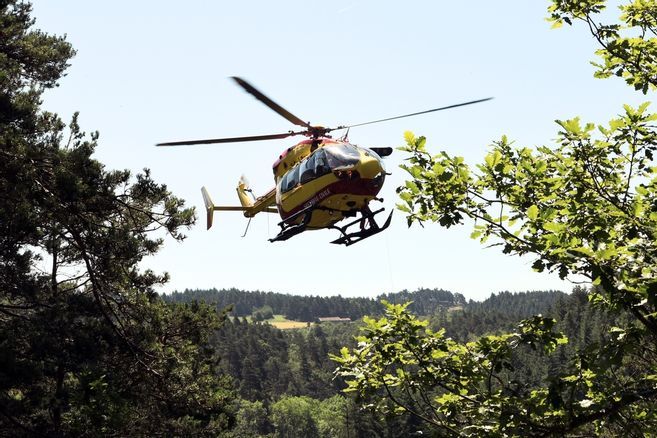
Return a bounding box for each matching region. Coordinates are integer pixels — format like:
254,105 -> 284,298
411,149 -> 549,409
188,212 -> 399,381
165,287 -> 466,321
192,287 -> 618,436
207,288 -> 566,401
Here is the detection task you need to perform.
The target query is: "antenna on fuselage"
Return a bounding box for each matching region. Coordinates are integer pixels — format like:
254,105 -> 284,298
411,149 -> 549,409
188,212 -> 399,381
340,127 -> 350,142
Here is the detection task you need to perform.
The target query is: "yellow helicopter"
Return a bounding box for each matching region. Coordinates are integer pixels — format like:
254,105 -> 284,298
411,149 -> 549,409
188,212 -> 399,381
157,77 -> 491,246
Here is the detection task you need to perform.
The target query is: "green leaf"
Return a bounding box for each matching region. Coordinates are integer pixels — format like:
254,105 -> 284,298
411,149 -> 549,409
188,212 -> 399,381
551,19 -> 564,29
579,399 -> 594,408
527,205 -> 539,221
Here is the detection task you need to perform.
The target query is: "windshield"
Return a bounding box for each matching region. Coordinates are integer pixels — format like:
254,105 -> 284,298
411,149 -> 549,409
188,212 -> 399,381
322,144 -> 360,169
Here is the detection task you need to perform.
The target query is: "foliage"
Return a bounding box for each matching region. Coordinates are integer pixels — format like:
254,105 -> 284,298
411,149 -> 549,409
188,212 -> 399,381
270,396 -> 319,438
0,1 -> 233,434
270,395 -> 353,438
378,288 -> 466,315
548,0 -> 657,93
166,287 -> 382,321
333,302 -> 570,436
212,306 -> 440,436
209,287 -> 628,436
252,304 -> 274,321
228,399 -> 270,437
395,89 -> 657,327
336,0 -> 657,435
213,318 -> 352,401
431,290 -> 566,342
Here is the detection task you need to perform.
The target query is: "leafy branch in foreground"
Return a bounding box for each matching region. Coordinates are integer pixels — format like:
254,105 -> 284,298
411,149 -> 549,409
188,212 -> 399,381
336,0 -> 657,434
548,0 -> 657,93
379,106 -> 657,434
397,103 -> 657,331
335,297 -> 657,436
333,302 -> 570,436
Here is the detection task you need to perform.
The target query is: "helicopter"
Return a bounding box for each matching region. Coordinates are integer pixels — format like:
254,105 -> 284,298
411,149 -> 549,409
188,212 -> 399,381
157,77 -> 491,246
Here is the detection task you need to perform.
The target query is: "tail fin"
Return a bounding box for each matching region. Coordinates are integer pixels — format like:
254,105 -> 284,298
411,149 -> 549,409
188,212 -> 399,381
237,175 -> 254,208
201,186 -> 216,230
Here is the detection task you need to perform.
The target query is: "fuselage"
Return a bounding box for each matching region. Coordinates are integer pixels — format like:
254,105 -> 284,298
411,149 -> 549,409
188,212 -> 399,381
272,138 -> 386,228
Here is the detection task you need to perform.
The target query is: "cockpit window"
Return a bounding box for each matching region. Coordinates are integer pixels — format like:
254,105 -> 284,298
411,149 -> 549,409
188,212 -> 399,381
323,144 -> 360,169
279,144 -> 361,193
314,151 -> 330,176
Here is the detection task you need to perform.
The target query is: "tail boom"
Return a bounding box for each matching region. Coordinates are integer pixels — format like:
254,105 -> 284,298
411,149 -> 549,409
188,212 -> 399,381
201,186 -> 277,230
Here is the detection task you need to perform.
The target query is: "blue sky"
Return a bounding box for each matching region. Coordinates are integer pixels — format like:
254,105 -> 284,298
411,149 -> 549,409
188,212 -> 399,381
30,1 -> 645,300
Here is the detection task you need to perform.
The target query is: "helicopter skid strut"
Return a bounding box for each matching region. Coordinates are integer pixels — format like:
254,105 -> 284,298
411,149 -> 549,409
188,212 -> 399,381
269,205 -> 392,246
269,208 -> 313,243
329,207 -> 393,246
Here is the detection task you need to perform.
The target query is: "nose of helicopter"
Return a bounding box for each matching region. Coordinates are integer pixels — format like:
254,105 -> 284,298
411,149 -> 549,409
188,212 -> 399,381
359,154 -> 385,179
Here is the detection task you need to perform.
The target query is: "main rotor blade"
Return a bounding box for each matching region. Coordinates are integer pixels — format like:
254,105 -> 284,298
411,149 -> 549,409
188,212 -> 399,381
156,131 -> 298,146
338,97 -> 494,130
232,77 -> 310,129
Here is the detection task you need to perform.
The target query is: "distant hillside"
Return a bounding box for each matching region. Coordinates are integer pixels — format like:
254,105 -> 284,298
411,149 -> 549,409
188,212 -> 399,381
165,288 -> 380,321
431,290 -> 567,341
199,285 -> 619,437
467,290 -> 565,318
163,287 -> 466,322
205,288 -> 594,423
379,288 -> 466,314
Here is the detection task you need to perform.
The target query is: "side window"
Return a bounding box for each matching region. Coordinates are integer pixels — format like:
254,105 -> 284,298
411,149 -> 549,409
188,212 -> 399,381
278,173 -> 287,192
280,149 -> 335,193
283,166 -> 300,192
299,154 -> 316,185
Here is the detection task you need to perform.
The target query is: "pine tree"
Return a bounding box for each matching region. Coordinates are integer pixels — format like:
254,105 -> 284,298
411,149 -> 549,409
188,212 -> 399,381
0,2 -> 234,434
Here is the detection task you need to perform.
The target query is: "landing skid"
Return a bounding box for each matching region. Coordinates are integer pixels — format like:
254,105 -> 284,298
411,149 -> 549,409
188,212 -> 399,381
269,206 -> 313,243
269,205 -> 393,246
329,207 -> 393,246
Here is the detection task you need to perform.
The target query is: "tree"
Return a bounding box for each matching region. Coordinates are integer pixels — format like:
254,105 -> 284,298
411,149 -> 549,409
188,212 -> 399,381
252,304 -> 274,321
0,2 -> 234,435
335,0 -> 657,435
229,399 -> 271,437
269,395 -> 354,438
310,395 -> 352,438
334,302 -> 572,436
270,396 -> 319,438
548,0 -> 657,93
